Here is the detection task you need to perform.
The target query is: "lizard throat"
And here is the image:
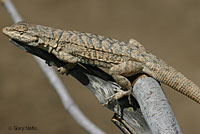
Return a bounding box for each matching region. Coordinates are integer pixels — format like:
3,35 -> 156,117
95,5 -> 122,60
11,39 -> 63,65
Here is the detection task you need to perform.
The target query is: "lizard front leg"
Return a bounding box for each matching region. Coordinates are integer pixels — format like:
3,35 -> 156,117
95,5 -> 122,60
56,51 -> 80,75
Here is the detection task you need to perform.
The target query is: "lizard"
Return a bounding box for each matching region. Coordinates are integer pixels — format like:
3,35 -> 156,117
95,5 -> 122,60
2,21 -> 200,104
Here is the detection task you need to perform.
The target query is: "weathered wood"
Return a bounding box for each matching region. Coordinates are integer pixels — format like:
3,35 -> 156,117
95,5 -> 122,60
133,77 -> 182,134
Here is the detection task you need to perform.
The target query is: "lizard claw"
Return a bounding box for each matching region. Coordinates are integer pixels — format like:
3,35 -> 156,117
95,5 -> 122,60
105,90 -> 132,105
45,60 -> 55,66
57,67 -> 69,75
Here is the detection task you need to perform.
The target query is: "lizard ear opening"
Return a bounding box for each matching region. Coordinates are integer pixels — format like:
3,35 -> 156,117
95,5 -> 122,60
19,31 -> 24,35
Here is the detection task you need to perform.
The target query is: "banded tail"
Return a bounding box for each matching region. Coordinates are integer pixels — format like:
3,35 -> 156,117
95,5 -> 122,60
153,65 -> 200,104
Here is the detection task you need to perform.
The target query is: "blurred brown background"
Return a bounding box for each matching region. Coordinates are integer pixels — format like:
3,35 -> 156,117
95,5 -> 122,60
0,0 -> 200,133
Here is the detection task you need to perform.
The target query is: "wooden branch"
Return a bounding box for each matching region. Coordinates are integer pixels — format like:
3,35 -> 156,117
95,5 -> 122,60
133,76 -> 182,134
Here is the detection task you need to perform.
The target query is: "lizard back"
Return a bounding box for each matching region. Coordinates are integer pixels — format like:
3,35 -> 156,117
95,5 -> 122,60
32,23 -> 148,67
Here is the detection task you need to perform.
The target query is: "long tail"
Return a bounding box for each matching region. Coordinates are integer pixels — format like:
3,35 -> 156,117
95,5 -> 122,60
152,65 -> 200,104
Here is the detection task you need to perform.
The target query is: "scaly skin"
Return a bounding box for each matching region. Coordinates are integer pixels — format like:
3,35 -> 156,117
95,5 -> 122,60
2,21 -> 200,104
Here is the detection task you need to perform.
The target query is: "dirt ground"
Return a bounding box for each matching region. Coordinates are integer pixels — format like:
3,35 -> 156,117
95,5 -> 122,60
0,0 -> 200,134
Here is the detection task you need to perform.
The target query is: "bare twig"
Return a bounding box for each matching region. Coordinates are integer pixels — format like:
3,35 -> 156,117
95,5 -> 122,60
133,76 -> 182,134
2,0 -> 105,134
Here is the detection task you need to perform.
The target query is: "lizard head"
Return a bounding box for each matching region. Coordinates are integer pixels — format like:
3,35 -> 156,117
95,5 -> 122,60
2,21 -> 39,46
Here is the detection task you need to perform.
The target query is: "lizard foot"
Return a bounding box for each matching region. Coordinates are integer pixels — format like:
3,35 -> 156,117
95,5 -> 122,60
58,67 -> 68,75
104,89 -> 132,105
45,60 -> 55,66
57,63 -> 77,75
104,89 -> 132,116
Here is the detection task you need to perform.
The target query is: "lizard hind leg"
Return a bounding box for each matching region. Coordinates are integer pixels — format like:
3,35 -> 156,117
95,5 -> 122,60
109,61 -> 143,90
108,61 -> 143,105
129,38 -> 146,51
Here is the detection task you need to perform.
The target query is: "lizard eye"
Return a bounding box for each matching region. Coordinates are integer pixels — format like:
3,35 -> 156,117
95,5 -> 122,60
15,25 -> 28,33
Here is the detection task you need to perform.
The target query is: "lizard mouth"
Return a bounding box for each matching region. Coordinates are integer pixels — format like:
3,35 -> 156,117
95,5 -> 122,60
11,39 -> 42,53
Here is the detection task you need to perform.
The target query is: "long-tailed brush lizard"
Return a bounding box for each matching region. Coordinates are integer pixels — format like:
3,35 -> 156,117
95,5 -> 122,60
2,21 -> 200,104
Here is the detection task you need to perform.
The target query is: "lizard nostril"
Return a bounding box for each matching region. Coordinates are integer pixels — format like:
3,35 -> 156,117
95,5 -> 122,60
2,27 -> 8,34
